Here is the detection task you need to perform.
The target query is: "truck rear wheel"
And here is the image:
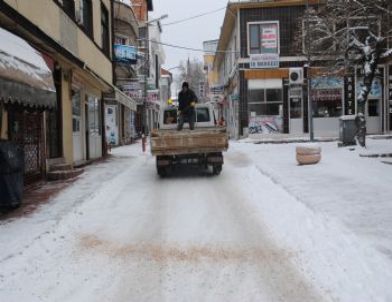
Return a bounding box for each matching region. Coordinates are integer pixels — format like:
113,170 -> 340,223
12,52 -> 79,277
212,165 -> 222,175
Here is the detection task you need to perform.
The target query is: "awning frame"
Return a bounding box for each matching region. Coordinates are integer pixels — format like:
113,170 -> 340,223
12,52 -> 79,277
104,87 -> 137,112
0,77 -> 57,109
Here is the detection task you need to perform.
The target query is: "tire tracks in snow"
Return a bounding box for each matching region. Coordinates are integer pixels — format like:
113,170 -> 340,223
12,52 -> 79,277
78,152 -> 329,302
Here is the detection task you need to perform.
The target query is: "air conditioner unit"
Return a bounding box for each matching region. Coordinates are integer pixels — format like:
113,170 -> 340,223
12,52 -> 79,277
289,68 -> 304,85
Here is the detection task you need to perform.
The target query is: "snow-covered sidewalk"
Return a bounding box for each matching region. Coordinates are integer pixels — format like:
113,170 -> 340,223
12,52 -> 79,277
0,141 -> 391,301
235,139 -> 392,259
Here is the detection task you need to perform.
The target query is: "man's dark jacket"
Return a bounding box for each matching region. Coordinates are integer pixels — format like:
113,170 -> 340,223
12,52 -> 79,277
178,89 -> 198,114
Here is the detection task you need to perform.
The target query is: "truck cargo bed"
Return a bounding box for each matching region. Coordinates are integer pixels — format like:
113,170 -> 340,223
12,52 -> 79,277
150,128 -> 228,156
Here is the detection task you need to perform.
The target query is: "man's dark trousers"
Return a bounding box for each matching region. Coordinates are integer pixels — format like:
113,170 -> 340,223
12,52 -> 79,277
177,109 -> 195,131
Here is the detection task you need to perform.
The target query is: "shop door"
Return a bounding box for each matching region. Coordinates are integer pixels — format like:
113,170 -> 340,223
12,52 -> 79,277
72,91 -> 84,162
105,105 -> 119,146
46,110 -> 62,159
85,102 -> 90,161
47,67 -> 62,159
289,87 -> 303,135
357,76 -> 383,134
87,96 -> 102,159
367,98 -> 382,134
9,108 -> 44,183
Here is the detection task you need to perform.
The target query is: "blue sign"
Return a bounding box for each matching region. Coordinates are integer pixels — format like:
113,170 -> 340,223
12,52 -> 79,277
114,44 -> 137,64
311,76 -> 344,90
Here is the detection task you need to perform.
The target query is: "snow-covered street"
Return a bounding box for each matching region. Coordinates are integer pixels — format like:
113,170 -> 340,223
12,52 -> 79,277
1,141 -> 392,302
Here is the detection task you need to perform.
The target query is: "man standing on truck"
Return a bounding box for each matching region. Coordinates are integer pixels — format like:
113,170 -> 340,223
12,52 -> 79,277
177,82 -> 198,131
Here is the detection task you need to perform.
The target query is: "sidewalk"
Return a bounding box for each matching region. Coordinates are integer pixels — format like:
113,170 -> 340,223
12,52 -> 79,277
0,154 -> 115,221
242,133 -> 337,144
242,133 -> 392,147
235,138 -> 392,260
1,179 -> 76,220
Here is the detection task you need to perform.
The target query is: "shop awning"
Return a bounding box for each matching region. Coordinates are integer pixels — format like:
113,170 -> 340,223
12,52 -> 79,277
104,87 -> 137,112
0,28 -> 56,109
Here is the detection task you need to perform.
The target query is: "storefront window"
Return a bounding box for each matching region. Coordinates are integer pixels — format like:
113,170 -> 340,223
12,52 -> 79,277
311,77 -> 344,118
290,98 -> 302,118
88,96 -> 101,135
249,25 -> 260,54
248,89 -> 264,103
266,89 -> 282,102
248,103 -> 264,116
72,91 -> 81,132
313,100 -> 342,118
248,88 -> 283,116
248,22 -> 280,55
368,99 -> 379,117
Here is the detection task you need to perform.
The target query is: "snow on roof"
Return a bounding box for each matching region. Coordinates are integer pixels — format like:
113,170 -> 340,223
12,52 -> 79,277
0,27 -> 54,92
0,28 -> 49,71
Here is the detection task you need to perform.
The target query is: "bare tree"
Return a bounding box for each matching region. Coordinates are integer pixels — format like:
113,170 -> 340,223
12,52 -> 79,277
302,0 -> 392,146
175,58 -> 206,98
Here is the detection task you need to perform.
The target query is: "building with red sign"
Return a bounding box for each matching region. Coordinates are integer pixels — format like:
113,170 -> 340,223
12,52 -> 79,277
213,0 -> 392,138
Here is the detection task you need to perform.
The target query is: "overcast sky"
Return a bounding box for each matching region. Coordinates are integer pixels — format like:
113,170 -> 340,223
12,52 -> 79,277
150,0 -> 228,73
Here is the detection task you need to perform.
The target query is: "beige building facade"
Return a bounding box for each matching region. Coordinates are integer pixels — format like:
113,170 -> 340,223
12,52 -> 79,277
0,0 -> 114,174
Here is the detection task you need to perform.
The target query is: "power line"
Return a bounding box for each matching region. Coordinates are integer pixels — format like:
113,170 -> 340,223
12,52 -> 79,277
146,39 -> 239,54
161,6 -> 226,27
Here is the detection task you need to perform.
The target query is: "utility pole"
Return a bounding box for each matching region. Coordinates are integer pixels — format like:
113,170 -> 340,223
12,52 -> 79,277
306,0 -> 315,141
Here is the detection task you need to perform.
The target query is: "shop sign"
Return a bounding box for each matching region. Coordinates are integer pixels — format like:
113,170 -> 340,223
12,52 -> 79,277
114,45 -> 137,64
121,82 -> 140,91
310,76 -> 344,102
147,90 -> 159,103
311,89 -> 342,101
105,105 -> 119,145
289,87 -> 302,99
249,21 -> 280,69
231,94 -> 240,101
344,75 -> 355,115
121,83 -> 143,104
147,78 -> 156,90
260,22 -> 280,54
250,53 -> 279,69
210,85 -> 224,95
311,76 -> 343,90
